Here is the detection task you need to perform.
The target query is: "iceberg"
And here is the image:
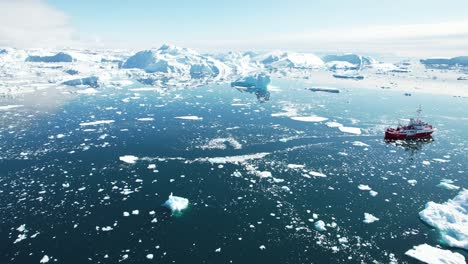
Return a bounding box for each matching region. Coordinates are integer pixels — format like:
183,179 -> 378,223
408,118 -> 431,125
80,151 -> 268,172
363,213 -> 379,223
257,51 -> 324,69
421,56 -> 468,67
26,52 -> 74,63
419,189 -> 468,249
231,72 -> 271,89
405,244 -> 465,264
338,126 -> 361,135
62,76 -> 99,88
121,44 -> 229,79
314,220 -> 327,231
163,193 -> 189,214
290,116 -> 328,122
322,54 -> 375,69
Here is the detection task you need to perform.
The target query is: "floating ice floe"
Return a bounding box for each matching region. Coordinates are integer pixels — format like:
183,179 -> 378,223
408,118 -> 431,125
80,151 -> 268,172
195,152 -> 270,164
339,126 -> 362,135
352,141 -> 369,147
290,116 -> 328,122
26,52 -> 74,62
119,155 -> 139,164
314,220 -> 327,231
308,171 -> 326,177
287,164 -> 305,169
76,88 -> 99,94
437,180 -> 460,190
175,116 -> 203,120
419,189 -> 468,249
136,117 -> 154,121
358,184 -> 372,191
79,120 -> 115,126
405,243 -> 465,264
63,76 -> 99,88
201,137 -> 242,150
363,213 -> 379,223
325,121 -> 343,128
0,105 -> 23,111
39,255 -> 50,263
163,193 -> 189,214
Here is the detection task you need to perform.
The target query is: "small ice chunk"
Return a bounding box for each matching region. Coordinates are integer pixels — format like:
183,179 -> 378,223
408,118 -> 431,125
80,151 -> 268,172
352,141 -> 369,147
358,184 -> 372,191
281,186 -> 291,192
258,171 -> 272,178
408,179 -> 418,186
405,243 -> 465,264
369,190 -> 378,197
326,121 -> 342,128
437,181 -> 460,190
287,164 -> 305,169
119,155 -> 139,164
79,120 -> 114,126
363,213 -> 379,224
339,126 -> 361,135
314,220 -> 327,231
40,255 -> 50,263
163,193 -> 189,213
137,117 -> 154,121
147,164 -> 156,169
175,116 -> 203,120
132,210 -> 139,215
259,245 -> 266,250
146,254 -> 154,260
309,171 -> 326,177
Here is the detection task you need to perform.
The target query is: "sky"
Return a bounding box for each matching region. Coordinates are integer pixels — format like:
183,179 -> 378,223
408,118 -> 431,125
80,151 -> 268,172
1,0 -> 468,56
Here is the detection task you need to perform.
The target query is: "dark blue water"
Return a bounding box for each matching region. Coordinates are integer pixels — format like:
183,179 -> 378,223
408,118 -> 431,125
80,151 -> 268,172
0,80 -> 466,263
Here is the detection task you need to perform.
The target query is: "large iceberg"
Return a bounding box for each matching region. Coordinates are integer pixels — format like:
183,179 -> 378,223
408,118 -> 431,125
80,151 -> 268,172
121,44 -> 229,79
322,54 -> 375,69
26,52 -> 74,63
421,56 -> 468,67
419,189 -> 468,249
256,51 -> 324,69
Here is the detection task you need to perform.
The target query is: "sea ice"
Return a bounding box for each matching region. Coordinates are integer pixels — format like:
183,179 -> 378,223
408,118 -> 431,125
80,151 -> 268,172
314,220 -> 327,231
437,181 -> 460,190
363,213 -> 379,223
339,126 -> 362,135
39,255 -> 50,263
309,171 -> 326,177
419,190 -> 468,249
175,116 -> 203,120
405,243 -> 465,264
119,155 -> 139,164
290,116 -> 328,122
0,105 -> 23,111
79,120 -> 115,126
163,193 -> 189,213
358,184 -> 372,191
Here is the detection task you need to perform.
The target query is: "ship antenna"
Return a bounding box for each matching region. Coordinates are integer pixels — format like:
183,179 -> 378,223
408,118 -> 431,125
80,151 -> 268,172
416,105 -> 422,119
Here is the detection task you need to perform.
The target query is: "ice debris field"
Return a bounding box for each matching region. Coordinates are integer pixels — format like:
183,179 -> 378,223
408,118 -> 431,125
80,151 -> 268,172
0,45 -> 467,263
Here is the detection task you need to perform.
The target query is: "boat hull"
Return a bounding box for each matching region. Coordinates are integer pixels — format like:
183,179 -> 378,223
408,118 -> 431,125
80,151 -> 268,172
384,131 -> 433,140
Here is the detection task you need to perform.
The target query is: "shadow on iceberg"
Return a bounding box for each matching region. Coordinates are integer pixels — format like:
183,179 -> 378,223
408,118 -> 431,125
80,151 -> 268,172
231,73 -> 271,102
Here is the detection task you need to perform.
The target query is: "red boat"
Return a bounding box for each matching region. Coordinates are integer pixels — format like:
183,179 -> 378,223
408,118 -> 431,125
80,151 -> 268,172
385,106 -> 435,140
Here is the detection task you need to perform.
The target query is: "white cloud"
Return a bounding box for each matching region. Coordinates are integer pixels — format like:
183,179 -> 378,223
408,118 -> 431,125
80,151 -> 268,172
189,21 -> 468,57
0,0 -> 76,48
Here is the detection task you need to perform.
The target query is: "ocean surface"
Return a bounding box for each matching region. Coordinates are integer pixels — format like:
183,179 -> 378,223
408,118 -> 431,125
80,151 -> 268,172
0,80 -> 467,263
